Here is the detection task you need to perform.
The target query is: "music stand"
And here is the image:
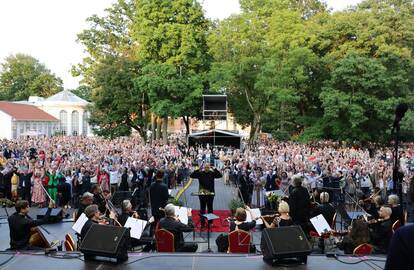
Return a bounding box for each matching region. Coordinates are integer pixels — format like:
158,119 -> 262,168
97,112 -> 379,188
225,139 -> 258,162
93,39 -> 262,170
201,213 -> 219,252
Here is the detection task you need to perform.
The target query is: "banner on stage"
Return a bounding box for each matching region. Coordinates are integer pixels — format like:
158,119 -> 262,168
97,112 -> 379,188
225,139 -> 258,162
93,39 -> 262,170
124,217 -> 148,239
72,213 -> 88,234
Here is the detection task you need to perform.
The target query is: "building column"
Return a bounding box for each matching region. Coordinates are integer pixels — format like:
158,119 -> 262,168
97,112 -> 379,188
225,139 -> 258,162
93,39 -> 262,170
79,110 -> 84,136
67,111 -> 72,136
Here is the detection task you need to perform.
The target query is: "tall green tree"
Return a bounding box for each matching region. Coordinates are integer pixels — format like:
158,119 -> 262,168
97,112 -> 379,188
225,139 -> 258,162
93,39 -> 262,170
302,0 -> 414,142
0,54 -> 63,100
88,57 -> 148,139
135,63 -> 203,136
209,1 -> 324,145
73,0 -> 136,86
133,0 -> 210,139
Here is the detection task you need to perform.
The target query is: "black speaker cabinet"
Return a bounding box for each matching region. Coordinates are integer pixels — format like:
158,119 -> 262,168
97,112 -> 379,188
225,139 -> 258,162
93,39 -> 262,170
261,226 -> 311,265
37,208 -> 63,222
80,224 -> 130,263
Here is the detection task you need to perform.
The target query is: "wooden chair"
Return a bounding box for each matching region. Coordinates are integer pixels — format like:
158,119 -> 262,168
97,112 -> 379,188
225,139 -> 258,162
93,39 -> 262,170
392,220 -> 401,233
65,234 -> 76,250
155,229 -> 175,252
64,240 -> 74,251
353,243 -> 373,255
228,230 -> 251,253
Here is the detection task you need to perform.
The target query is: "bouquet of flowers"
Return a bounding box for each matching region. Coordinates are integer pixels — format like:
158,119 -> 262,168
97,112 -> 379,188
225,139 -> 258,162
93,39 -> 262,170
267,192 -> 280,203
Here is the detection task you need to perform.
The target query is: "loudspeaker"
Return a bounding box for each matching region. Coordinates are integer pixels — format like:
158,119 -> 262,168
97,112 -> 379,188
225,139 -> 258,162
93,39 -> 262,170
37,208 -> 63,222
80,224 -> 130,263
203,95 -> 227,120
261,226 -> 311,265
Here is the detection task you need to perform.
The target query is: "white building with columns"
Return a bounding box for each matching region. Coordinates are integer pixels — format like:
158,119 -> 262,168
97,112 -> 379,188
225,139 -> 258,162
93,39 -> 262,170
22,90 -> 92,136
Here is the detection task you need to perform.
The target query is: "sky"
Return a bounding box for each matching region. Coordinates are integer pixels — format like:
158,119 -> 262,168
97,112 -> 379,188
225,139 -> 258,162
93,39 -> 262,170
0,0 -> 362,90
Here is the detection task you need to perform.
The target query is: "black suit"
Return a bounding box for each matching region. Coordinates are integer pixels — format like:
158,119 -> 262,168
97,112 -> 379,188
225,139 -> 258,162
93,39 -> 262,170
190,169 -> 222,225
149,181 -> 169,221
311,203 -> 336,225
8,208 -> 51,250
18,172 -> 33,205
289,186 -> 310,224
159,216 -> 197,252
370,218 -> 392,253
385,224 -> 414,270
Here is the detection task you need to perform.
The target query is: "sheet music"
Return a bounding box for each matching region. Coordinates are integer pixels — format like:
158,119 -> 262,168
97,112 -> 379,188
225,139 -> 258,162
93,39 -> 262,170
246,208 -> 263,225
72,213 -> 88,234
174,206 -> 188,225
310,214 -> 331,236
124,217 -> 148,240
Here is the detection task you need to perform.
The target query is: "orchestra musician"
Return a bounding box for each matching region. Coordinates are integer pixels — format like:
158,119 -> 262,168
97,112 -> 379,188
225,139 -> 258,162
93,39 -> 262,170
369,206 -> 393,253
337,219 -> 370,254
8,199 -> 55,250
387,194 -> 401,224
158,203 -> 197,252
311,192 -> 336,225
261,201 -> 293,228
118,199 -> 140,226
91,184 -> 107,214
75,192 -> 94,221
190,163 -> 222,227
80,204 -> 117,241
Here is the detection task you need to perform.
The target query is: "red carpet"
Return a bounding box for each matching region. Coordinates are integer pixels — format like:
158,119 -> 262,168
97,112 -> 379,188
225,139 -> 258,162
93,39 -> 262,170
191,210 -> 231,232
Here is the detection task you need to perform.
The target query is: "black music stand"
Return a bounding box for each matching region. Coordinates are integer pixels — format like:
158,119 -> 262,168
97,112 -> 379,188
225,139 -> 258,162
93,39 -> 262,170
201,213 -> 219,252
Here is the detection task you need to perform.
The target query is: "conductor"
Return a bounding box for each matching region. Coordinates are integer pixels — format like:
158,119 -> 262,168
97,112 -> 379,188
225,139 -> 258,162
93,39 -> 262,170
190,163 -> 222,227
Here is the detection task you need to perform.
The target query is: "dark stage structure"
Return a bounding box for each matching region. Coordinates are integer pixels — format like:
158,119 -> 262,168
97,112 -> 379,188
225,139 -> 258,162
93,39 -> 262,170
188,129 -> 242,149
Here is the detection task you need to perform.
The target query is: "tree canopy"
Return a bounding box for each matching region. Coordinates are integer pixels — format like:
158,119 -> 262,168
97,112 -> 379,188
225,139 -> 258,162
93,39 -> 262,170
0,54 -> 63,101
75,0 -> 414,143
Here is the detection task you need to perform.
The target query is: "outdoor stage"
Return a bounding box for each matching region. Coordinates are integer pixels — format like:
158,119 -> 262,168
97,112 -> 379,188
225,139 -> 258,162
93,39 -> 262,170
0,252 -> 386,270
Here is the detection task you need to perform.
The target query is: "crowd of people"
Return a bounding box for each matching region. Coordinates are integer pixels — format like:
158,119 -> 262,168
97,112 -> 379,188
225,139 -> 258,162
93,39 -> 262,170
2,135 -> 414,256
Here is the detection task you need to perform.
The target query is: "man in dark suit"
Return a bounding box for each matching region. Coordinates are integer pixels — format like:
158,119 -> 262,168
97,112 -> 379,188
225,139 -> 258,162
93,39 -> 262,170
149,169 -> 169,223
159,204 -> 197,252
311,192 -> 336,225
385,224 -> 414,270
190,163 -> 222,227
289,175 -> 310,231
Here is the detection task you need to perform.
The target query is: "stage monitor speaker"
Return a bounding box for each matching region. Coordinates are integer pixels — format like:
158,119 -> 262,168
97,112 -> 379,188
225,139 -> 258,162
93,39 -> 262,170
37,208 -> 63,222
261,226 -> 311,265
80,224 -> 130,263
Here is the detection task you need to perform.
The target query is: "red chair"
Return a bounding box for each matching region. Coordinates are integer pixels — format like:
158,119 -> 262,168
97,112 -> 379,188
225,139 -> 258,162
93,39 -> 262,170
228,230 -> 251,253
353,243 -> 373,255
155,229 -> 175,252
392,220 -> 401,233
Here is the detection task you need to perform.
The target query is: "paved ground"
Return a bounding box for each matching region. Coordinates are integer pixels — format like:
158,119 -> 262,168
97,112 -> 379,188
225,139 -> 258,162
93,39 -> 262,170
176,176 -> 238,210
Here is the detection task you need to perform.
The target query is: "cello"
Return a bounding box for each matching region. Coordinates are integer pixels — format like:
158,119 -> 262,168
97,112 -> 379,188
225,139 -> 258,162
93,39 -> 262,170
29,226 -> 51,248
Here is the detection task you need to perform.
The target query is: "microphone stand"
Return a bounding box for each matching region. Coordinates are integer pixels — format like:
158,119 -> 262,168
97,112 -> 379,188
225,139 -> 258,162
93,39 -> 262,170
392,122 -> 405,226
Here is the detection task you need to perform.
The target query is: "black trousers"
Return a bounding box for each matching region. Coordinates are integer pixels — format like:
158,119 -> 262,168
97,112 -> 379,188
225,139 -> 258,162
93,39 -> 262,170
199,195 -> 214,225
